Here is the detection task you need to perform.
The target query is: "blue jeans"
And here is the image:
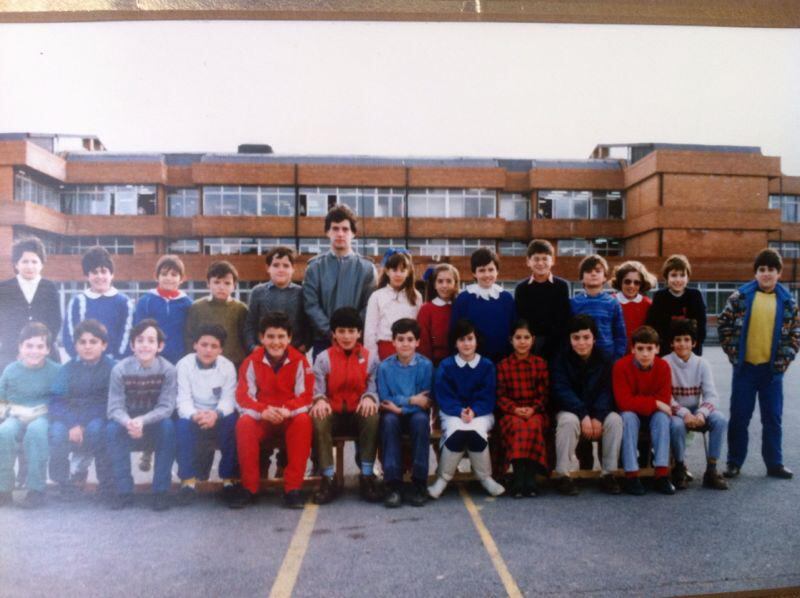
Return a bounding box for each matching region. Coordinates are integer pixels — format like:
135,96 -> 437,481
727,363 -> 784,468
621,411 -> 670,473
380,411 -> 430,485
107,419 -> 175,495
0,416 -> 48,492
670,410 -> 727,463
49,418 -> 112,487
175,413 -> 239,481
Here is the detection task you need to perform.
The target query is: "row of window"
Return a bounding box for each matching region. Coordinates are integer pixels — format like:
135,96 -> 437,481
769,194 -> 800,223
768,241 -> 800,258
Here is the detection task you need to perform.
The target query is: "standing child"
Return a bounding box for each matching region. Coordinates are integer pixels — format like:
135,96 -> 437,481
718,248 -> 799,480
611,260 -> 656,351
133,254 -> 192,364
63,246 -> 134,360
364,252 -> 422,361
496,320 -> 549,498
570,254 -> 627,361
0,323 -> 61,508
185,261 -> 249,369
646,254 -> 706,356
417,263 -> 459,366
428,319 -> 504,498
451,247 -> 516,364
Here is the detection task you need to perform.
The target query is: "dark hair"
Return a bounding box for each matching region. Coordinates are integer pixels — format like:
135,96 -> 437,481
12,237 -> 46,265
378,252 -> 418,305
193,323 -> 228,346
391,318 -> 421,339
330,307 -> 363,332
265,245 -> 296,267
470,247 -> 500,273
670,318 -> 698,343
130,318 -> 166,345
206,260 -> 239,283
611,260 -> 656,293
526,239 -> 554,258
259,311 -> 292,336
425,263 -> 460,302
155,254 -> 185,279
631,325 -> 660,346
661,254 -> 691,279
578,254 -> 608,278
511,318 -> 533,336
81,246 -> 114,276
324,204 -> 358,234
753,248 -> 783,273
567,314 -> 598,339
74,319 -> 109,344
18,321 -> 52,348
450,318 -> 479,350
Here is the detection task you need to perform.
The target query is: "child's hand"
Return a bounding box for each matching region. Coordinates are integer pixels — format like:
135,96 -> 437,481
127,418 -> 144,439
199,410 -> 218,430
580,415 -> 595,439
356,397 -> 378,418
380,400 -> 402,415
409,392 -> 431,410
310,400 -> 332,420
262,407 -> 284,424
590,417 -> 603,440
68,425 -> 84,445
461,407 -> 474,423
514,407 -> 532,420
694,412 -> 706,428
655,401 -> 672,415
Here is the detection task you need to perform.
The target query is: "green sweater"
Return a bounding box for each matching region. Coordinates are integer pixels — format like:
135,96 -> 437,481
185,296 -> 249,367
0,359 -> 61,408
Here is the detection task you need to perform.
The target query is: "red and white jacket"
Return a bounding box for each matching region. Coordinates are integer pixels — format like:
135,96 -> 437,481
237,345 -> 313,419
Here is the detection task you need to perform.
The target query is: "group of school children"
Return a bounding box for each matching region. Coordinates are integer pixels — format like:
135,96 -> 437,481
0,204 -> 798,512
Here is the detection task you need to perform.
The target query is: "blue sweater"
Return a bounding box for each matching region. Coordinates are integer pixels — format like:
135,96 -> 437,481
570,291 -> 627,361
49,355 -> 115,428
133,290 -> 192,364
550,348 -> 614,421
451,286 -> 516,363
434,355 -> 496,418
63,289 -> 134,360
376,353 -> 433,415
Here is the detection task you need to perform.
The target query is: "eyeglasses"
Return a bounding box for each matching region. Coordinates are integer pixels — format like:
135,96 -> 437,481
622,278 -> 641,286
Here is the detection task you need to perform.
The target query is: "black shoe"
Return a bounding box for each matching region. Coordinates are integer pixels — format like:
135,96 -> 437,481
284,490 -> 305,509
57,484 -> 81,502
0,492 -> 12,507
522,477 -> 538,498
767,465 -> 794,479
654,476 -> 676,495
601,474 -> 621,495
313,476 -> 338,505
220,484 -> 239,506
138,451 -> 152,473
152,493 -> 171,511
19,490 -> 46,509
176,486 -> 197,507
227,486 -> 256,509
671,462 -> 689,490
623,477 -> 646,496
359,474 -> 382,503
384,487 -> 402,508
110,494 -> 134,511
702,469 -> 730,490
723,463 -> 741,478
557,476 -> 579,497
405,482 -> 428,507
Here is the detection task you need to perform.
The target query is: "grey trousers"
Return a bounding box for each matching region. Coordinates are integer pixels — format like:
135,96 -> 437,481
555,411 -> 622,476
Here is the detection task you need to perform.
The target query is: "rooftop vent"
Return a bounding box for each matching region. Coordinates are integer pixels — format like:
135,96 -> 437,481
238,143 -> 273,154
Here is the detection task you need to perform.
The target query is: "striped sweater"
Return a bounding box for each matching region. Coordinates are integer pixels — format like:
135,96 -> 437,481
107,355 -> 177,426
663,352 -> 718,418
63,288 -> 134,360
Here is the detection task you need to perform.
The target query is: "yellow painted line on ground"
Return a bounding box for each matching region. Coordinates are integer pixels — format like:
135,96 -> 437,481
268,502 -> 319,598
459,485 -> 523,598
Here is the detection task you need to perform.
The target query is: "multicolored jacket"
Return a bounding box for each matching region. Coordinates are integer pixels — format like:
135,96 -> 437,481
717,280 -> 800,374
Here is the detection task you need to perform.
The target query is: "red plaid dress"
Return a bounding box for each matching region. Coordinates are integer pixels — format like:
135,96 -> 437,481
496,353 -> 549,470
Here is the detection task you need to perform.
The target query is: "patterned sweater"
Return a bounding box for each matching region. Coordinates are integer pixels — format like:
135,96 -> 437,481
107,355 -> 177,426
663,352 -> 718,418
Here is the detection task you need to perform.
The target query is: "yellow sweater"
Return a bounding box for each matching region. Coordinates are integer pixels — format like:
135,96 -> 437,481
745,291 -> 776,365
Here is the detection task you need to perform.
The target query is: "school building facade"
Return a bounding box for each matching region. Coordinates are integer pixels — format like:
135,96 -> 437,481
0,132 -> 798,321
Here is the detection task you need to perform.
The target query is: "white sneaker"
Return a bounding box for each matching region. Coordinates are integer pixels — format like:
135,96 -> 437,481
427,477 -> 449,499
480,477 -> 505,497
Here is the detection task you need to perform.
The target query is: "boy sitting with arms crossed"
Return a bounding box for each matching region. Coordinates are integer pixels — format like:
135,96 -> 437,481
175,324 -> 239,506
310,307 -> 381,505
233,312 -> 314,509
664,319 -> 728,490
613,325 -> 674,495
377,318 -> 434,508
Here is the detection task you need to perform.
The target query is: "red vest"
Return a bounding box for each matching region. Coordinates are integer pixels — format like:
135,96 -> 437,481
326,343 -> 370,412
237,345 -> 313,413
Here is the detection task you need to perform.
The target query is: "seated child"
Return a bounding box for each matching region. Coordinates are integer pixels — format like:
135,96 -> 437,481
175,324 -> 239,506
663,319 -> 728,490
0,322 -> 61,508
496,319 -> 549,498
377,318 -> 434,508
49,319 -> 115,499
233,312 -> 313,509
417,263 -> 459,366
310,307 -> 381,505
613,325 -> 674,496
106,319 -> 177,511
428,319 -> 504,498
611,260 -> 656,351
551,315 -> 623,496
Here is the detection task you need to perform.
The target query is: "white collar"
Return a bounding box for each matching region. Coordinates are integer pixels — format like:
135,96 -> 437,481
465,283 -> 503,300
84,287 -> 119,299
16,274 -> 41,287
528,273 -> 554,284
455,354 -> 481,368
616,293 -> 643,304
432,297 -> 451,306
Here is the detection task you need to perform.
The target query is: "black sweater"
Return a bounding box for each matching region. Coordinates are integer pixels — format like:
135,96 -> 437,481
645,287 -> 706,356
514,275 -> 571,360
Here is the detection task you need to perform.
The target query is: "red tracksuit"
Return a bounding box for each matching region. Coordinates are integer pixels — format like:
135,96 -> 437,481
236,345 -> 313,493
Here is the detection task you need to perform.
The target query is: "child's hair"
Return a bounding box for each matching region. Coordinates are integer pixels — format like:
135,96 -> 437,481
74,319 -> 109,344
12,236 -> 46,265
578,254 -> 608,278
18,321 -> 52,347
661,254 -> 691,279
611,260 -> 656,293
424,263 -> 460,302
259,311 -> 292,336
81,246 -> 114,275
753,248 -> 783,273
378,252 -> 418,305
130,318 -> 166,345
265,245 -> 296,267
567,314 -> 598,339
450,318 -> 480,349
511,318 -> 533,336
193,323 -> 228,346
526,239 -> 554,258
324,204 -> 358,234
391,318 -> 421,340
631,325 -> 660,346
155,254 -> 185,279
330,306 -> 363,332
670,318 -> 698,343
206,260 -> 239,283
470,247 -> 500,273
